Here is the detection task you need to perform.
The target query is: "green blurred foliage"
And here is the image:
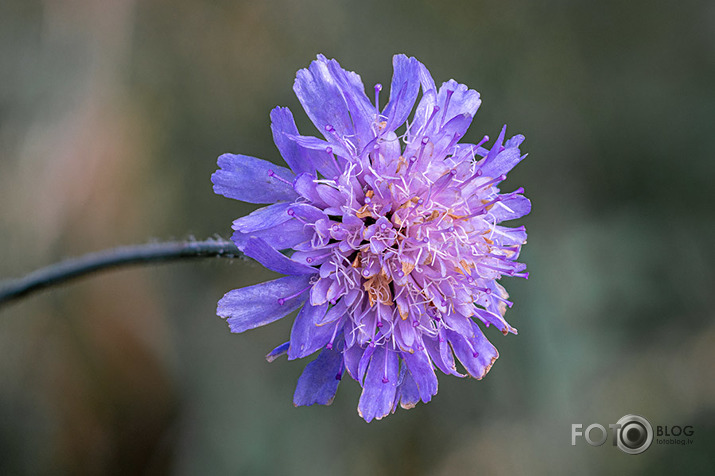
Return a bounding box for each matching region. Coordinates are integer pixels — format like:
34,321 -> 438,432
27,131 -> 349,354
1,0 -> 713,474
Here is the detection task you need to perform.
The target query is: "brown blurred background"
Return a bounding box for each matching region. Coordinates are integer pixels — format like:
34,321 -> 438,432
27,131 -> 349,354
1,0 -> 714,474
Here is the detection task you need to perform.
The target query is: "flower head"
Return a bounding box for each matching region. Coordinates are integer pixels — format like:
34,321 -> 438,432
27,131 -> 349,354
212,54 -> 530,422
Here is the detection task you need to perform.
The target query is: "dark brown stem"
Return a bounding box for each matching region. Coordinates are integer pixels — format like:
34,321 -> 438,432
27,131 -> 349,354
0,239 -> 242,308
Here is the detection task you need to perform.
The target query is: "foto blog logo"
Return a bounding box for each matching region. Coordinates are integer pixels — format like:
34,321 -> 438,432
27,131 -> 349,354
572,415 -> 653,455
571,414 -> 695,455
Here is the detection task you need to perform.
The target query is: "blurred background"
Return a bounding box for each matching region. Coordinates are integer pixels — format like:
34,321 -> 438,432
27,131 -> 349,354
1,0 -> 714,474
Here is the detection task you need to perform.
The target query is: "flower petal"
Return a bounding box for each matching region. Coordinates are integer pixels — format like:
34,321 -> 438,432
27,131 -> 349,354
357,346 -> 399,422
342,342 -> 363,381
489,194 -> 532,222
293,173 -> 327,207
443,312 -> 477,338
411,88 -> 437,137
316,184 -> 346,208
212,154 -> 297,204
418,61 -> 437,93
446,324 -> 499,379
231,202 -> 293,233
218,275 -> 312,333
480,146 -> 526,178
435,113 -> 473,152
488,225 -> 528,247
393,366 -> 421,411
293,55 -> 354,141
400,345 -> 438,403
288,302 -> 333,359
382,55 -> 421,133
483,124 -> 507,164
231,220 -> 312,251
289,203 -> 329,223
505,134 -> 525,149
309,277 -> 332,306
424,334 -> 463,377
270,107 -> 316,175
357,343 -> 376,383
243,236 -> 317,276
315,299 -> 348,326
326,59 -> 374,141
286,133 -> 347,175
436,80 -> 481,130
265,341 -> 290,362
474,308 -> 515,336
293,347 -> 343,406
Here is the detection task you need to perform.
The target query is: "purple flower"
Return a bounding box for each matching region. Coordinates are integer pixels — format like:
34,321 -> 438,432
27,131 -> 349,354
212,54 -> 530,422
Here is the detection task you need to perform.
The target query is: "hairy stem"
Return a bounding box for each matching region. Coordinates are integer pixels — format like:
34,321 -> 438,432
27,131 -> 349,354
0,239 -> 242,308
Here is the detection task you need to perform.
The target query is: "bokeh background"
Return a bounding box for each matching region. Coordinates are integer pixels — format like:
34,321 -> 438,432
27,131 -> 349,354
1,0 -> 714,474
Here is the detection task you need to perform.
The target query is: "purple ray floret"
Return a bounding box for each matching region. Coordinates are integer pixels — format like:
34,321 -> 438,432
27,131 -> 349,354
212,54 -> 530,422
